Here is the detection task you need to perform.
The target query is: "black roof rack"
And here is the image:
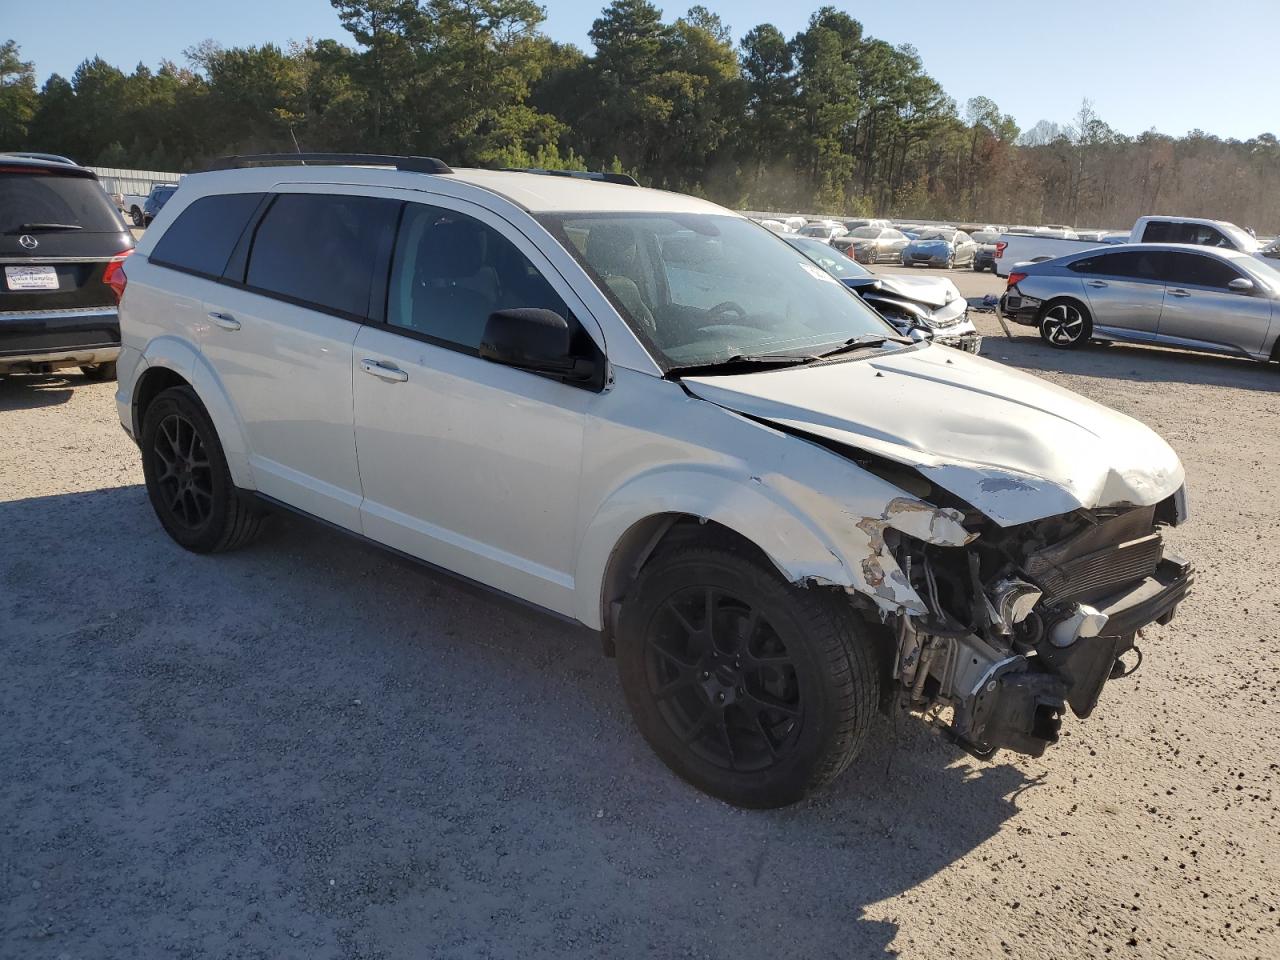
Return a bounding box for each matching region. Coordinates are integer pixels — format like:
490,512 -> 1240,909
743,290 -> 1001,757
204,153 -> 453,175
501,168 -> 639,187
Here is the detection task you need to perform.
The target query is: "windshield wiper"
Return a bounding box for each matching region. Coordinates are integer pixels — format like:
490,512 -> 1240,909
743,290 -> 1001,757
14,222 -> 83,232
807,334 -> 910,361
665,353 -> 813,378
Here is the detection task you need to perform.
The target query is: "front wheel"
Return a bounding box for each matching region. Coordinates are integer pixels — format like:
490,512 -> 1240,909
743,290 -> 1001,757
1039,299 -> 1093,349
617,543 -> 879,808
140,385 -> 265,552
130,207 -> 143,227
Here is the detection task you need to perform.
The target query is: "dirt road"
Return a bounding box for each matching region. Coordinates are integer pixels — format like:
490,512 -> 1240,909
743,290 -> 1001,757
2,275 -> 1278,959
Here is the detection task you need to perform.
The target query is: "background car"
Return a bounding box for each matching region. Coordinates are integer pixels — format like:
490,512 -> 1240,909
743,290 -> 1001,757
797,221 -> 847,241
902,228 -> 976,268
969,229 -> 1002,272
1000,243 -> 1280,361
784,235 -> 980,351
0,155 -> 133,380
833,226 -> 910,264
840,217 -> 891,233
142,184 -> 177,226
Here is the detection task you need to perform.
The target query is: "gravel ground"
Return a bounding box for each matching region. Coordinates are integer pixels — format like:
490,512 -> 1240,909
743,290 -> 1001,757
2,267 -> 1278,959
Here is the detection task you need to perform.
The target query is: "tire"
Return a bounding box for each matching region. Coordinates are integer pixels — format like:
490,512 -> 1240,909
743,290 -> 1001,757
80,361 -> 117,381
140,385 -> 265,553
616,543 -> 879,808
1039,298 -> 1093,349
130,206 -> 143,227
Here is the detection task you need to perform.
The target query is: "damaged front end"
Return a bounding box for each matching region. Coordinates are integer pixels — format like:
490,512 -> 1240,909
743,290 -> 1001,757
886,492 -> 1193,758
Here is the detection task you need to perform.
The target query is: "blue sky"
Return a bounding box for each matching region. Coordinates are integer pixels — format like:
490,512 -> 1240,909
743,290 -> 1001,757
9,0 -> 1278,140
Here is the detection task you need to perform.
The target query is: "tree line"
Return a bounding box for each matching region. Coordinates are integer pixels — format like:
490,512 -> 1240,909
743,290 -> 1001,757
2,1 -> 1278,231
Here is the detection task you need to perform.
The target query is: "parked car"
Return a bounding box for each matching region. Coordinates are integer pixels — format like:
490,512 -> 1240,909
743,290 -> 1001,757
833,226 -> 910,264
993,216 -> 1260,277
785,236 -> 980,352
123,183 -> 178,227
142,184 -> 178,226
758,218 -> 787,234
970,230 -> 1002,272
841,218 -> 891,233
797,221 -> 847,241
119,154 -> 1192,808
902,228 -> 976,268
1000,243 -> 1280,361
0,155 -> 133,379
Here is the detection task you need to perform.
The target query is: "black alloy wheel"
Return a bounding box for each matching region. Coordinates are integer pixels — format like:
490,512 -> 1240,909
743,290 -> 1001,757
140,385 -> 265,552
644,584 -> 802,774
617,543 -> 878,808
1039,300 -> 1092,348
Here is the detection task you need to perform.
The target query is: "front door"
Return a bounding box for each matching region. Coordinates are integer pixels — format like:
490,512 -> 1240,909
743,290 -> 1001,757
351,197 -> 604,616
1154,251 -> 1273,357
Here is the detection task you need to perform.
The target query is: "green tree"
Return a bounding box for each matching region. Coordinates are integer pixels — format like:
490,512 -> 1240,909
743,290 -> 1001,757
0,40 -> 38,148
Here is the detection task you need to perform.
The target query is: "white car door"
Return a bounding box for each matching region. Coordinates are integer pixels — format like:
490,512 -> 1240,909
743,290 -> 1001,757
351,196 -> 606,616
199,187 -> 401,529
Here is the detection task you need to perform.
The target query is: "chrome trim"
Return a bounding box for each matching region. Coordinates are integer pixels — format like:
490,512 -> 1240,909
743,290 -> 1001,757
0,306 -> 118,321
0,255 -> 126,264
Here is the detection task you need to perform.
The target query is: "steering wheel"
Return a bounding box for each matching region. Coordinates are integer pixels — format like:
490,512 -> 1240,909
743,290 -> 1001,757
697,301 -> 749,330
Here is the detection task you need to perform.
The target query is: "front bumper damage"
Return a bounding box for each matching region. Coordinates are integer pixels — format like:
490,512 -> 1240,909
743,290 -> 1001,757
889,498 -> 1192,759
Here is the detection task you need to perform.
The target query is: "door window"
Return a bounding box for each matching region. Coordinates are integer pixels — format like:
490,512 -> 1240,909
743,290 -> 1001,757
387,204 -> 574,350
151,193 -> 263,279
245,193 -> 400,319
1158,252 -> 1242,289
1069,250 -> 1162,280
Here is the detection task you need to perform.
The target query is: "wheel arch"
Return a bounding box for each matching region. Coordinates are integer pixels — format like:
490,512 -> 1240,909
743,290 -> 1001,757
134,340 -> 255,488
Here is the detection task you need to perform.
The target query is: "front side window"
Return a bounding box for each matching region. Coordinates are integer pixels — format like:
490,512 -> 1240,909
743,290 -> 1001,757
151,193 -> 263,278
245,193 -> 400,318
388,204 -> 574,350
541,212 -> 895,370
1159,252 -> 1242,289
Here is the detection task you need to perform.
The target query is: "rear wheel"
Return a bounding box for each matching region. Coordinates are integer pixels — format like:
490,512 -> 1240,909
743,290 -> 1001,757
80,361 -> 117,381
140,385 -> 265,552
617,543 -> 878,808
129,206 -> 143,227
1039,299 -> 1093,349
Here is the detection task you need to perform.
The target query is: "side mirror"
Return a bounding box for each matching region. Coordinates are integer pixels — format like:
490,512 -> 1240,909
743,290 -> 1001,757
479,308 -> 595,381
1228,277 -> 1254,293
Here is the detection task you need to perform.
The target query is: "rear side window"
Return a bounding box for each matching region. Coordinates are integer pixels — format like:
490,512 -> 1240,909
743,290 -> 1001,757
0,170 -> 123,233
245,193 -> 401,319
1069,250 -> 1161,280
151,193 -> 263,279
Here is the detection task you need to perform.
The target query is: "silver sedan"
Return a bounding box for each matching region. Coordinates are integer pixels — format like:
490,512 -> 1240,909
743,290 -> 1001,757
999,243 -> 1280,362
832,226 -> 910,264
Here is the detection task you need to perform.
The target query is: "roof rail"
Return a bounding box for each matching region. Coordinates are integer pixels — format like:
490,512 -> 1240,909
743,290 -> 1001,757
204,153 -> 453,175
501,168 -> 639,187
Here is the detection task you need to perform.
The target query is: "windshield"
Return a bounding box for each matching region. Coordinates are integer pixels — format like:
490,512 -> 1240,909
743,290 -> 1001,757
798,224 -> 831,237
915,230 -> 953,242
0,170 -> 124,233
971,231 -> 1000,243
540,212 -> 896,370
849,227 -> 881,239
784,235 -> 874,281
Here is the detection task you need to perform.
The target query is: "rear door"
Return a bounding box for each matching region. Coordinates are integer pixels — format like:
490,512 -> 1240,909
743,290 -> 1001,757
200,187 -> 401,530
0,163 -> 133,351
1154,251 -> 1272,356
1070,249 -> 1167,336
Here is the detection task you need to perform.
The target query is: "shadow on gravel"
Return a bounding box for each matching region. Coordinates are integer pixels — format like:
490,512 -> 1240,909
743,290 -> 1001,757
0,373 -> 80,410
980,329 -> 1280,392
2,486 -> 1031,959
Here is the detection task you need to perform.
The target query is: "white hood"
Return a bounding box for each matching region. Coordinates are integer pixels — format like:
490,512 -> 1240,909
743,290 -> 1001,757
684,346 -> 1184,526
869,274 -> 961,309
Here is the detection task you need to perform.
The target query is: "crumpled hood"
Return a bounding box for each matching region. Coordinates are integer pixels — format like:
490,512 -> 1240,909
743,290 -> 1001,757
869,274 -> 960,309
684,346 -> 1184,526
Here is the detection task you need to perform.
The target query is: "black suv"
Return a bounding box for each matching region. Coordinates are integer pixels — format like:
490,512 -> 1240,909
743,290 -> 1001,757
0,156 -> 134,380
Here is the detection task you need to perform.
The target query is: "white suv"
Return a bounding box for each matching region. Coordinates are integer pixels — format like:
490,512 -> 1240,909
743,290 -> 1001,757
117,154 -> 1193,808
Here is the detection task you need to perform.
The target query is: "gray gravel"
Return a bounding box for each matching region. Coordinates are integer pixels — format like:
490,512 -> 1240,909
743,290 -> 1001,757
2,271 -> 1278,959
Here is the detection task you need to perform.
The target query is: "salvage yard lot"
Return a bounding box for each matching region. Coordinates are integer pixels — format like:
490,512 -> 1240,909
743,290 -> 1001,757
2,269 -> 1278,959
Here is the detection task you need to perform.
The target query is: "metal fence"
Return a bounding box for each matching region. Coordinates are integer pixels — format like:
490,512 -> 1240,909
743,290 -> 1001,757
87,166 -> 183,197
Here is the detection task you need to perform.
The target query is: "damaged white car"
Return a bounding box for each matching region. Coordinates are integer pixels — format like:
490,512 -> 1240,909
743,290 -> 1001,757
117,156 -> 1193,809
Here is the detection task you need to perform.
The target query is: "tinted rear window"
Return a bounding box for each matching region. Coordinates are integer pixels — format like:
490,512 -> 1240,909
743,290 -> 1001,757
0,171 -> 123,233
245,193 -> 401,318
151,193 -> 263,278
